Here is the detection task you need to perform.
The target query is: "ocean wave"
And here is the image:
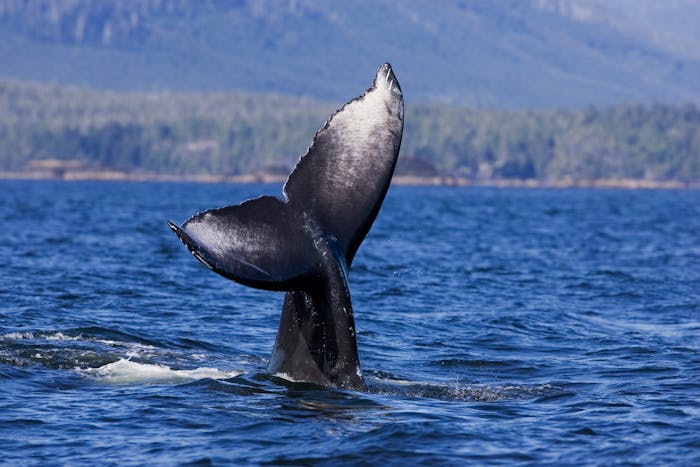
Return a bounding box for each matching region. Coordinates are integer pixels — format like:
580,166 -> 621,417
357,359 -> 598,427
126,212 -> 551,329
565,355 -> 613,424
81,359 -> 242,385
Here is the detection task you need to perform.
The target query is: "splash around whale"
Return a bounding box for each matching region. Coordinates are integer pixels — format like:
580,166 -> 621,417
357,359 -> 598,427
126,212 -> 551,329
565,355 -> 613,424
169,63 -> 404,391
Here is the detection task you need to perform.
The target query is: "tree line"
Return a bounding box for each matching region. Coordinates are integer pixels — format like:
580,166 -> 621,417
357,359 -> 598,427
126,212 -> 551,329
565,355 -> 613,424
1,80 -> 699,182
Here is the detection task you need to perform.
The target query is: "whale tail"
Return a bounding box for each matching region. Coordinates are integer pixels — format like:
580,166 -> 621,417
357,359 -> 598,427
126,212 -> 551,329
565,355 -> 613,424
167,196 -> 317,291
169,63 -> 404,390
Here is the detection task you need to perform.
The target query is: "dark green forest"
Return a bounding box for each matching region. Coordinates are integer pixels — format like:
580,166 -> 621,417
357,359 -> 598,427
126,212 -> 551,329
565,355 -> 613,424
1,80 -> 699,183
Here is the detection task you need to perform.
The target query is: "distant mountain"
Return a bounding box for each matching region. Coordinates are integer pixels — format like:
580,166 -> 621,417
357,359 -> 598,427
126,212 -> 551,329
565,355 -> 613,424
1,0 -> 699,108
540,0 -> 700,61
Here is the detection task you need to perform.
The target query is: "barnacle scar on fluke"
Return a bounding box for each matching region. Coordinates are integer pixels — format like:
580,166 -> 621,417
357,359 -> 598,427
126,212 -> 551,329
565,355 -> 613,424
169,63 -> 403,391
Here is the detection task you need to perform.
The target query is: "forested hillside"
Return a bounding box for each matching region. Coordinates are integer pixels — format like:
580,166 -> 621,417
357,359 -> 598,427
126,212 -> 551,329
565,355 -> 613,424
2,81 -> 698,184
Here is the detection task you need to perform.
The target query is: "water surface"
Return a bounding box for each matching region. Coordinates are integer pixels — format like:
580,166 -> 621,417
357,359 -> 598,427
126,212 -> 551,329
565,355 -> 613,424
1,181 -> 699,464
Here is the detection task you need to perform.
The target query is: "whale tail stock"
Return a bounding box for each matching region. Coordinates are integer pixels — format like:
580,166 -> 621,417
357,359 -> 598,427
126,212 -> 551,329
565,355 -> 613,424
168,63 -> 404,390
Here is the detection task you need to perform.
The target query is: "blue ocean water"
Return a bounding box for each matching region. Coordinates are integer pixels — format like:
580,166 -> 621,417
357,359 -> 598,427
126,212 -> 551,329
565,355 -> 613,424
1,180 -> 699,465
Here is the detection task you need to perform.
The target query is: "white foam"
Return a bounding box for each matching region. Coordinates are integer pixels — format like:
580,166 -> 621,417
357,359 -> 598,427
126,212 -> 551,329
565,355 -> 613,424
1,332 -> 32,340
83,359 -> 242,385
1,331 -> 154,350
272,371 -> 301,383
2,331 -> 79,341
368,375 -> 422,386
92,338 -> 155,350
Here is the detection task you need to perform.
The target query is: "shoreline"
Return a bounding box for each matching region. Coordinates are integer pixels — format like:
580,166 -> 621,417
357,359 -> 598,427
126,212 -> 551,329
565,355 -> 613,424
0,170 -> 695,190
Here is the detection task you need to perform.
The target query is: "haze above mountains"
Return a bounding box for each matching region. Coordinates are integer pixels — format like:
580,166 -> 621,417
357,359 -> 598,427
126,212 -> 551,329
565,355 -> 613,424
1,0 -> 699,108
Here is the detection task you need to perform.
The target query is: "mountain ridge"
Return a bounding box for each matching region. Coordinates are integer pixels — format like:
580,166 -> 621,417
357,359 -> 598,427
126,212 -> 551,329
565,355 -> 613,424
1,0 -> 699,108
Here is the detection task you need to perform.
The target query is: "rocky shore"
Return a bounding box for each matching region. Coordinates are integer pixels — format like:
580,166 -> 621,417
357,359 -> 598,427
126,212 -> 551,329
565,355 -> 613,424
1,168 -> 693,190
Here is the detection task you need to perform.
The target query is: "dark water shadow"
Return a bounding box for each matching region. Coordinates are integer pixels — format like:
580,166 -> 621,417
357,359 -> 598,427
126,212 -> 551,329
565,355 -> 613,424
364,369 -> 570,402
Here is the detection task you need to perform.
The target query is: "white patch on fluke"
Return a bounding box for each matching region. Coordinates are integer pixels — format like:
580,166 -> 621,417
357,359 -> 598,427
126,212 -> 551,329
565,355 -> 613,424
182,213 -> 273,278
184,214 -> 235,258
298,64 -> 402,203
330,74 -> 401,153
82,359 -> 242,385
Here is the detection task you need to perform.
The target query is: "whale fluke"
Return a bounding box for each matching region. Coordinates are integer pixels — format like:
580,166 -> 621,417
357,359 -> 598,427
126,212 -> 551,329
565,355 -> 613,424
169,63 -> 404,390
167,196 -> 316,291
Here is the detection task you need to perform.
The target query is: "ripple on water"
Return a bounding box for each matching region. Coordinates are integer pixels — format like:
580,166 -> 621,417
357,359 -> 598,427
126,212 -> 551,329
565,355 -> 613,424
0,328 -> 243,385
1,182 -> 699,464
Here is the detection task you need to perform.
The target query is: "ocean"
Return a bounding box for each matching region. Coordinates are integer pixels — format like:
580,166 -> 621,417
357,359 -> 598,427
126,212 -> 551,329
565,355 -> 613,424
1,180 -> 699,465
